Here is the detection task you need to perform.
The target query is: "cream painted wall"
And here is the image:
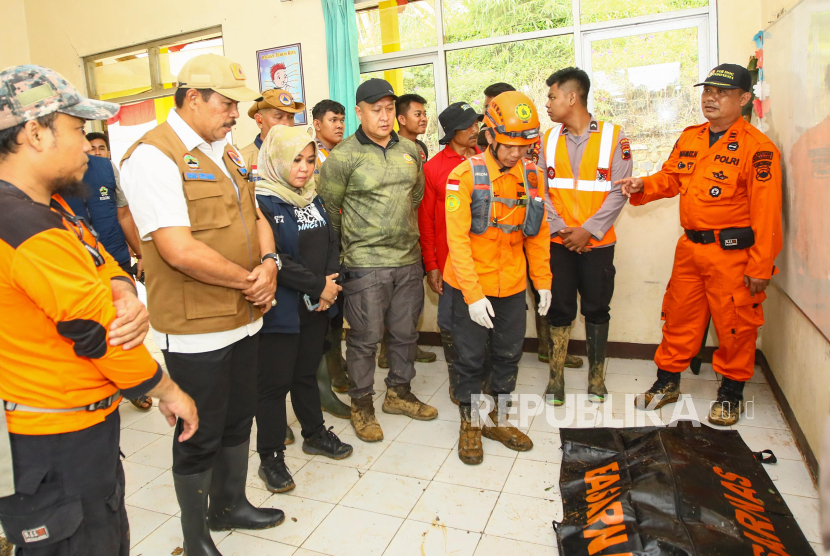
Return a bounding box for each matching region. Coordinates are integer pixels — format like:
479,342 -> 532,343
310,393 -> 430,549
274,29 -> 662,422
21,0 -> 329,145
0,0 -> 31,70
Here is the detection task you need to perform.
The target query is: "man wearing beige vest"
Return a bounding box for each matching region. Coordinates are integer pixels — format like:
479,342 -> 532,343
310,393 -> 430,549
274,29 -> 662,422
121,54 -> 284,556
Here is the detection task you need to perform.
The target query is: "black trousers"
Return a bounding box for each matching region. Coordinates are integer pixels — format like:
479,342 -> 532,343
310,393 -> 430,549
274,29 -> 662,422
547,242 -> 616,327
451,288 -> 526,404
163,333 -> 259,475
0,411 -> 128,556
257,313 -> 328,455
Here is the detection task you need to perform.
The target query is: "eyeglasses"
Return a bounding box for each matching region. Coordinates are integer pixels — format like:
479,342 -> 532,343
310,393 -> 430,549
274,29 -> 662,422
50,200 -> 106,267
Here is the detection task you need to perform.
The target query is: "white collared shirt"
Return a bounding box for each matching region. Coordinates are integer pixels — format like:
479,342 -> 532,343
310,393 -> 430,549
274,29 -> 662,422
121,109 -> 262,354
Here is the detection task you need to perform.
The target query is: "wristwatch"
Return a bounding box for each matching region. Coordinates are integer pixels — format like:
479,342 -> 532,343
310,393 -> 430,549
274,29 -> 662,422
261,253 -> 282,270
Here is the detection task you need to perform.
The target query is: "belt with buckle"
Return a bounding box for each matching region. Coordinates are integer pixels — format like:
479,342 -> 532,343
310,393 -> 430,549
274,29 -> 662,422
684,229 -> 717,244
3,391 -> 121,413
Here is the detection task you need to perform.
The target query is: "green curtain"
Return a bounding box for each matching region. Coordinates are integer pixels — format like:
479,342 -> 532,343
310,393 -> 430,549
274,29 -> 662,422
322,0 -> 361,136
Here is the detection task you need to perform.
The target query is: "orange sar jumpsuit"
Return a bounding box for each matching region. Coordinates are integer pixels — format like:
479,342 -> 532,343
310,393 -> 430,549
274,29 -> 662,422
630,117 -> 782,381
444,148 -> 552,401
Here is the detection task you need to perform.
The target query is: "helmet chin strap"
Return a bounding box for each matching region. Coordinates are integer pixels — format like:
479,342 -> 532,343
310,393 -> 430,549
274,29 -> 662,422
489,143 -> 511,173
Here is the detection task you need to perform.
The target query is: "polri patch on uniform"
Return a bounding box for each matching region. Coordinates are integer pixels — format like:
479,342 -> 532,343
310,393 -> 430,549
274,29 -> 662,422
22,525 -> 49,543
403,153 -> 415,164
596,168 -> 609,182
183,172 -> 218,181
446,194 -> 461,212
227,150 -> 245,168
678,161 -> 686,169
727,142 -> 739,151
590,121 -> 598,131
184,154 -> 200,170
620,138 -> 631,160
547,167 -> 555,180
711,170 -> 727,180
709,185 -> 722,197
754,161 -> 772,181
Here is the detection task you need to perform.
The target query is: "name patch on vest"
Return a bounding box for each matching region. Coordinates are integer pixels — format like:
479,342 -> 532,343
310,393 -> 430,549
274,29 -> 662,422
679,150 -> 698,158
183,172 -> 218,181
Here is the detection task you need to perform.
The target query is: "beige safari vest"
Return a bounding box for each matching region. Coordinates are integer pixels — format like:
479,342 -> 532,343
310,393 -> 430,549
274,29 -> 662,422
122,122 -> 261,335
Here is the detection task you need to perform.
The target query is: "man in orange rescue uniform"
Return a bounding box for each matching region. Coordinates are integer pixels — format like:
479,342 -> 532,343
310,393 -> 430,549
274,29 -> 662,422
444,91 -> 552,464
0,65 -> 197,555
618,64 -> 782,426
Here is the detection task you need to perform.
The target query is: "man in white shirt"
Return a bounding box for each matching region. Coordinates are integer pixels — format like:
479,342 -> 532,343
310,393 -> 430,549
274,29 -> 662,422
121,54 -> 284,555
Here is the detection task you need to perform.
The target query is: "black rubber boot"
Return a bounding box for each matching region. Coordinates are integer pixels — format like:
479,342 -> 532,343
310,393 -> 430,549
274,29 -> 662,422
303,426 -> 353,460
173,470 -> 221,556
586,322 -> 609,402
326,326 -> 353,393
208,441 -> 285,531
258,450 -> 295,493
441,329 -> 460,405
317,358 -> 351,419
690,319 -> 711,375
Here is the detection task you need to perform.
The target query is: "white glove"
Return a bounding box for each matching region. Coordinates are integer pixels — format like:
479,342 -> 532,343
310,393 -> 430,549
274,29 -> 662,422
468,297 -> 495,329
537,289 -> 552,316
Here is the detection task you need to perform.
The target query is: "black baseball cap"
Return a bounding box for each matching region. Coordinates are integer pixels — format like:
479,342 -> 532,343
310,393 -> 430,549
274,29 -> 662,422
694,63 -> 752,92
438,102 -> 484,145
355,78 -> 397,105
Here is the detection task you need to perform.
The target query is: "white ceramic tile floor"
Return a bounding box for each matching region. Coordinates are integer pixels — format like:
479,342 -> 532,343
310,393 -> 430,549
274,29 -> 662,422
117,353 -> 820,555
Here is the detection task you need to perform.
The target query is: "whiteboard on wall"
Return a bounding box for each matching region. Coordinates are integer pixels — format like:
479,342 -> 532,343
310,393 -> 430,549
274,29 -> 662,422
763,0 -> 830,339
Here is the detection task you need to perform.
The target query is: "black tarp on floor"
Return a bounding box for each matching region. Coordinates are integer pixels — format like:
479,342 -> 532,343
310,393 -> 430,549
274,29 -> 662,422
556,421 -> 814,556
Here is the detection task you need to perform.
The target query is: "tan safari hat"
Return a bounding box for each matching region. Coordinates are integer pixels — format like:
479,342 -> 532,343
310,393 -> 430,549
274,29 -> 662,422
176,53 -> 260,102
247,89 -> 305,118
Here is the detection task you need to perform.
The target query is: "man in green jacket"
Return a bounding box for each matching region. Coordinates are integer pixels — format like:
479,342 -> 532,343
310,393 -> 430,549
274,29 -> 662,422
319,79 -> 438,442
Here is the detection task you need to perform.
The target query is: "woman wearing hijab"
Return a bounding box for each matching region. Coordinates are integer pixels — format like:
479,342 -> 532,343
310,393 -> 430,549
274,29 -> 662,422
255,125 -> 352,493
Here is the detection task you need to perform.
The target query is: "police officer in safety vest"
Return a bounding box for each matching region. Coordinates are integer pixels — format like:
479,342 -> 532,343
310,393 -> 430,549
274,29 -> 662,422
539,67 -> 633,406
443,91 -> 552,465
618,64 -> 782,426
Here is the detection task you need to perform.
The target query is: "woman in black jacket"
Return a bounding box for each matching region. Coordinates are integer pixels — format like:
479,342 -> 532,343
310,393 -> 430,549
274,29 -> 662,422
254,126 -> 351,493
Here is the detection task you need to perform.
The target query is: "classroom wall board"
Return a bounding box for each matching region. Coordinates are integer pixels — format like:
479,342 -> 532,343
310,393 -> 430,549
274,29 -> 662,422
763,0 -> 830,339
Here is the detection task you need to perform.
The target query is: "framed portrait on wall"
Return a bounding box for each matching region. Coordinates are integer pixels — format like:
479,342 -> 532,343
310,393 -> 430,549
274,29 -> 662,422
256,43 -> 308,125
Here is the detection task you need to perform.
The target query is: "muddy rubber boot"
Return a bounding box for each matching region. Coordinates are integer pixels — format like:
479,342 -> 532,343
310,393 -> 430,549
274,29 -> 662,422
174,470 -> 222,556
586,322 -> 609,403
208,442 -> 285,531
350,394 -> 384,442
383,384 -> 438,420
535,313 -> 551,363
634,369 -> 681,410
565,353 -> 585,368
317,359 -> 350,419
481,405 -> 533,452
285,427 -> 295,445
325,325 -> 353,393
458,405 -> 483,465
545,326 -> 569,405
441,330 -> 460,406
416,346 -> 437,363
708,377 -> 745,426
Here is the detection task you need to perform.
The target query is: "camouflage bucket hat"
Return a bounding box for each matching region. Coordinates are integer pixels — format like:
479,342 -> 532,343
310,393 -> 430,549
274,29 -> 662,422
0,65 -> 119,131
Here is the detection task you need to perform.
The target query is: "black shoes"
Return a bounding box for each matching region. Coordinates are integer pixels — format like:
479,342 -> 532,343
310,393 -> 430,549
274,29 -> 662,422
258,450 -> 296,493
302,426 -> 353,460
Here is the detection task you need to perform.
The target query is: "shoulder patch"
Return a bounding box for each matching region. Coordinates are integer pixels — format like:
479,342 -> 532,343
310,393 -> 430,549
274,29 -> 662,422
0,185 -> 63,249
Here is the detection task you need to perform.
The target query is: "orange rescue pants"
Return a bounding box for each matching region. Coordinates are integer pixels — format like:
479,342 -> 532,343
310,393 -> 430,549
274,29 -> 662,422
655,235 -> 765,382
